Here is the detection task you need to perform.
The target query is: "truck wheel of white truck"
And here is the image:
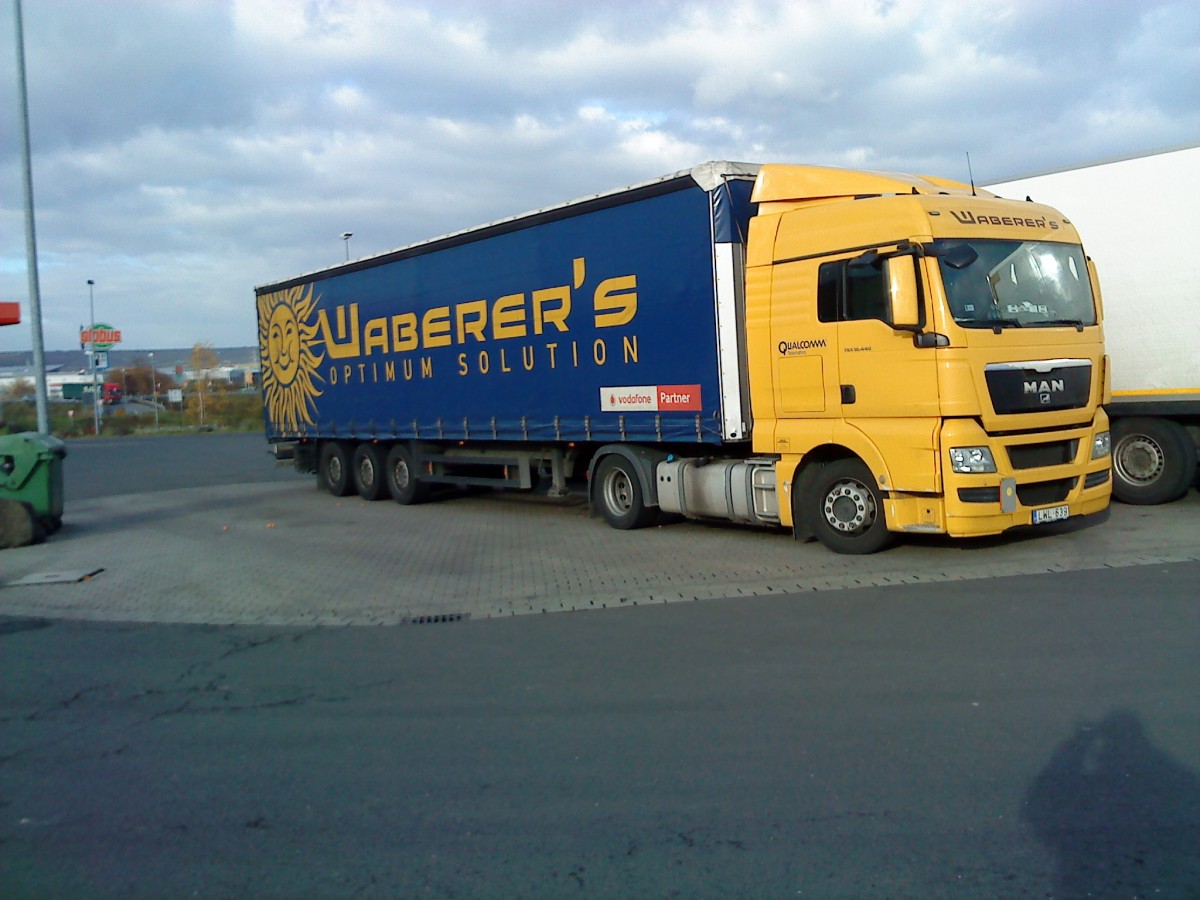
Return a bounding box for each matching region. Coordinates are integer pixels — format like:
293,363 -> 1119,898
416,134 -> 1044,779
385,444 -> 429,505
802,458 -> 894,555
352,443 -> 388,501
318,441 -> 353,497
595,455 -> 658,530
1111,417 -> 1197,505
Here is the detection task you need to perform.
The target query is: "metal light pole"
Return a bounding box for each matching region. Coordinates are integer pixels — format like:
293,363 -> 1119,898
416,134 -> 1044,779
149,351 -> 159,430
342,232 -> 352,260
14,0 -> 51,434
87,279 -> 100,435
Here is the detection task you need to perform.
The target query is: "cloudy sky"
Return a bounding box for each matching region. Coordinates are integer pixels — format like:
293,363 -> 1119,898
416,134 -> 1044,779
2,0 -> 1198,354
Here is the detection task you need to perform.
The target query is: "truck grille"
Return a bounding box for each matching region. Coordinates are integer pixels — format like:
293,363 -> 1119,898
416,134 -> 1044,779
1016,478 -> 1077,506
985,360 -> 1091,414
1007,440 -> 1078,470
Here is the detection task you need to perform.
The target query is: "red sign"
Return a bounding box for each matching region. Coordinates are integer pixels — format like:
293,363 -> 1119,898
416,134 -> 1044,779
80,327 -> 122,346
0,302 -> 18,326
657,384 -> 702,411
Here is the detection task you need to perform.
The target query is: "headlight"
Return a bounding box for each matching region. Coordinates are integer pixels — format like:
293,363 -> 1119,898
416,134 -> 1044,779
1092,431 -> 1111,458
949,446 -> 997,474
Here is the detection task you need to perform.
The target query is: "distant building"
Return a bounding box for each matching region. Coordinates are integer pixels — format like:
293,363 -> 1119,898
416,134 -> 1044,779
0,347 -> 259,397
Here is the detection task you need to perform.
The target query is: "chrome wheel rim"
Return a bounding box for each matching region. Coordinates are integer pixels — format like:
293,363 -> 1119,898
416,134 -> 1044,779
358,457 -> 375,488
603,468 -> 634,515
822,478 -> 876,534
391,458 -> 411,490
1114,435 -> 1165,485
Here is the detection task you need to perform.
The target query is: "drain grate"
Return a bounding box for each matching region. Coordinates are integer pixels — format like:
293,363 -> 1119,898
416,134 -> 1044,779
6,568 -> 106,587
404,613 -> 470,625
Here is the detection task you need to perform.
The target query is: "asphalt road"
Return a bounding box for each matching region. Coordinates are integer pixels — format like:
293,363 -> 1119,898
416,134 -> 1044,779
3,434 -> 1199,898
61,432 -> 306,500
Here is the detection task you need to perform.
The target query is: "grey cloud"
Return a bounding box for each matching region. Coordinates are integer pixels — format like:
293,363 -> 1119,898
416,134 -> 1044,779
2,0 -> 1198,352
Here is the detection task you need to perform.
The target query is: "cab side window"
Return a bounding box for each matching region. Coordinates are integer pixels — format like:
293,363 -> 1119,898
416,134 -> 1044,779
817,259 -> 889,324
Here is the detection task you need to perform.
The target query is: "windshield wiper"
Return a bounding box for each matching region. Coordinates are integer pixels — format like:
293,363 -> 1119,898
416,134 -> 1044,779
1027,319 -> 1086,331
985,317 -> 1021,332
990,318 -> 1022,333
955,317 -> 1022,332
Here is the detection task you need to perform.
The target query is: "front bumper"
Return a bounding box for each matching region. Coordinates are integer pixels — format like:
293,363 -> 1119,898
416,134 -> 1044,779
886,411 -> 1112,538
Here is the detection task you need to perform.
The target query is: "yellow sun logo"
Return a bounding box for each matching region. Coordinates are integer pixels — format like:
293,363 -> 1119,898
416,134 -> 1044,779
258,284 -> 325,435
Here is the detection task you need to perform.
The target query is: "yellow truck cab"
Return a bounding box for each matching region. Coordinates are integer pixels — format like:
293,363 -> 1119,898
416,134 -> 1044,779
746,164 -> 1111,552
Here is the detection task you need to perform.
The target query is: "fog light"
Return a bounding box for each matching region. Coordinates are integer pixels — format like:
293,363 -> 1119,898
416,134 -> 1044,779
1092,431 -> 1111,458
949,446 -> 997,474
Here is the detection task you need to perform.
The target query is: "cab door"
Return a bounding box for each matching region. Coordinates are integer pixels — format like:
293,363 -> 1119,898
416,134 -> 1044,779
826,254 -> 941,491
831,255 -> 939,417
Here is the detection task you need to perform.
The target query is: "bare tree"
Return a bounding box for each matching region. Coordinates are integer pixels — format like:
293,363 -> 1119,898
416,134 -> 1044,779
187,343 -> 221,425
2,378 -> 35,400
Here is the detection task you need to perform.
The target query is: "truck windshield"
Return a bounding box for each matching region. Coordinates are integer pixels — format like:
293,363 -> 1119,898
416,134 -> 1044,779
935,239 -> 1096,329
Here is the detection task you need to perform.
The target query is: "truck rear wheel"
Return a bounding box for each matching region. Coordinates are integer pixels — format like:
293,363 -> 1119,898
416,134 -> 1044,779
801,458 -> 894,555
595,455 -> 657,530
352,443 -> 388,501
1111,417 -> 1197,505
385,444 -> 429,505
318,441 -> 352,497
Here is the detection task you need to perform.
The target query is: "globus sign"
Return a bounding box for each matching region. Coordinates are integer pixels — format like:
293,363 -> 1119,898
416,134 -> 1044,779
80,323 -> 122,351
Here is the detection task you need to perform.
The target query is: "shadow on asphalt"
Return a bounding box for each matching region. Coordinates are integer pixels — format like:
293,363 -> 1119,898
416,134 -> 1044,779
1024,709 -> 1200,895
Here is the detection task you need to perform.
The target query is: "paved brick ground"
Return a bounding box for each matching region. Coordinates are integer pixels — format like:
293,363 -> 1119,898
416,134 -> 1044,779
2,484 -> 1197,626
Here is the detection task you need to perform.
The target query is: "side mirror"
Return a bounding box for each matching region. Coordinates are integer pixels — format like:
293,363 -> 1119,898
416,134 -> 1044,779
848,249 -> 882,269
887,256 -> 920,329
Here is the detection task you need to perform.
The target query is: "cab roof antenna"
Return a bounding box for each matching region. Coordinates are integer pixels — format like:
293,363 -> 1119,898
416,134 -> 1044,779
966,152 -> 977,196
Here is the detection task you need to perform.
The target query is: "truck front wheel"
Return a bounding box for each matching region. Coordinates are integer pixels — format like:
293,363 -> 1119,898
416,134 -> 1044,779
352,443 -> 388,501
801,458 -> 894,555
318,441 -> 352,496
595,455 -> 657,530
1111,417 -> 1197,505
385,444 -> 429,505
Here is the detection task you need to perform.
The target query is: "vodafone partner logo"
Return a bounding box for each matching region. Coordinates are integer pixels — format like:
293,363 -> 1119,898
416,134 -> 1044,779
600,384 -> 702,412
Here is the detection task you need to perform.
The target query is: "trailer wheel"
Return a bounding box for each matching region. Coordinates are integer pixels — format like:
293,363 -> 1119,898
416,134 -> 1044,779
802,458 -> 894,555
1111,417 -> 1197,505
595,455 -> 657,530
318,441 -> 353,497
385,444 -> 429,505
352,443 -> 388,501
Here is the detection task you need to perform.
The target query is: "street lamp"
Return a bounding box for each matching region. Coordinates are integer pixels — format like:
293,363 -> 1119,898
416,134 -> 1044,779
87,279 -> 100,435
341,232 -> 353,261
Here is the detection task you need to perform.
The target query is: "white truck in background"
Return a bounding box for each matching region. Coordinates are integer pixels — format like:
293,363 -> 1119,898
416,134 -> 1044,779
989,144 -> 1200,505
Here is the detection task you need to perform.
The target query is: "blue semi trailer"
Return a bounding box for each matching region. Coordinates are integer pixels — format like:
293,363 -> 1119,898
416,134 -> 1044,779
257,162 -> 762,529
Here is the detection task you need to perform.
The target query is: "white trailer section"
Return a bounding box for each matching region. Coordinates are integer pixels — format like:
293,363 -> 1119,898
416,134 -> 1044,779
988,145 -> 1200,504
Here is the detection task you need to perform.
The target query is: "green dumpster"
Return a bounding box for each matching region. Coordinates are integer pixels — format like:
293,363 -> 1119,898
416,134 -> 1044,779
0,432 -> 66,548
